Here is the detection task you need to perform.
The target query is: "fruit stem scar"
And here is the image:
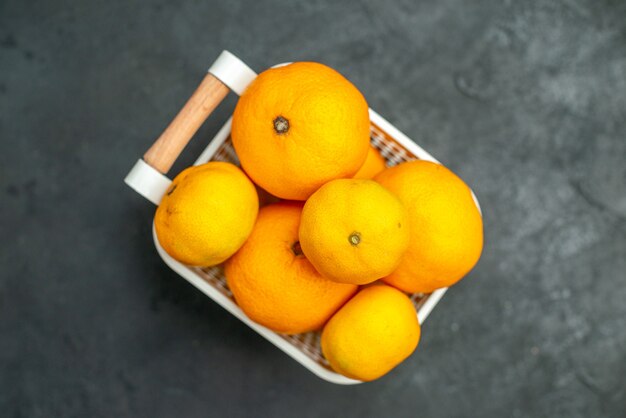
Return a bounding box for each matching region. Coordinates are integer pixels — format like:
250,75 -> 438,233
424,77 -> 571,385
273,116 -> 289,134
349,232 -> 361,246
291,241 -> 303,256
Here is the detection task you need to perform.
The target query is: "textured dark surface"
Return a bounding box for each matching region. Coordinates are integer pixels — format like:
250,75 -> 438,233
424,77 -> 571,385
1,0 -> 626,417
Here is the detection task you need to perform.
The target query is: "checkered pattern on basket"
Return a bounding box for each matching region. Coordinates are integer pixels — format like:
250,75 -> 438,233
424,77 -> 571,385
193,124 -> 429,372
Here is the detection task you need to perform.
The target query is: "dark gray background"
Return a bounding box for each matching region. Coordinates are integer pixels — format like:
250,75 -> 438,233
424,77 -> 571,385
1,0 -> 625,417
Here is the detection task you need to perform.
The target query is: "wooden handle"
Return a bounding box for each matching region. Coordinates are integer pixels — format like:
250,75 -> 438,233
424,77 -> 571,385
144,73 -> 230,174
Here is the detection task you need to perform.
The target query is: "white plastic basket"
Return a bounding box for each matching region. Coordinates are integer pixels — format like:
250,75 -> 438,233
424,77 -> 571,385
125,51 -> 478,384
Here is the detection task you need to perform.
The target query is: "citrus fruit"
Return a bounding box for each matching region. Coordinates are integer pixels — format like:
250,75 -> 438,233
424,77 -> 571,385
154,162 -> 258,266
224,203 -> 357,334
299,179 -> 410,285
374,160 -> 483,293
321,284 -> 421,381
353,144 -> 386,179
231,62 -> 370,200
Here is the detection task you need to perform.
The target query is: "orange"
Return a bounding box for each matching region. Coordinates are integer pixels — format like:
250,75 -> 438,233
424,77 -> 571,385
224,203 -> 357,334
299,179 -> 409,285
353,145 -> 386,179
154,162 -> 258,266
321,284 -> 421,381
374,160 -> 483,293
231,62 -> 370,200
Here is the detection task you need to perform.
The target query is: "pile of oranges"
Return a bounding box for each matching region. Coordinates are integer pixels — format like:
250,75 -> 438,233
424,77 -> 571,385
154,62 -> 483,381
